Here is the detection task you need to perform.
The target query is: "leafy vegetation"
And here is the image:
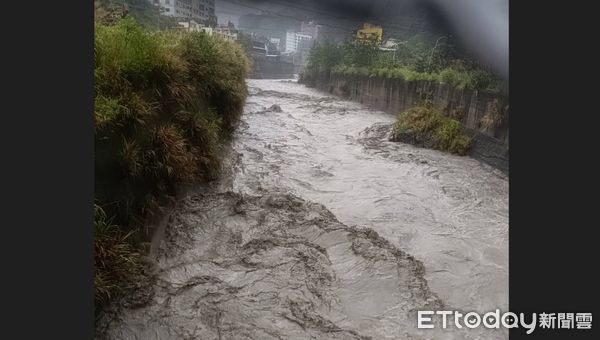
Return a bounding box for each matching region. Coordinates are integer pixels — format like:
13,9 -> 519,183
391,105 -> 472,155
94,16 -> 249,307
301,35 -> 504,92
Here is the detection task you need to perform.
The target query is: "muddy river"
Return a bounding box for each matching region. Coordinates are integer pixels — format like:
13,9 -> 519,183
98,79 -> 508,340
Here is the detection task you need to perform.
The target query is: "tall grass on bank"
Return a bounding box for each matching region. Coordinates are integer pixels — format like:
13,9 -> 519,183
391,105 -> 472,155
94,17 -> 249,306
94,205 -> 143,305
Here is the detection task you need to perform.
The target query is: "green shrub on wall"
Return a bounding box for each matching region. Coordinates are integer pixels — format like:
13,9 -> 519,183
301,39 -> 504,92
392,105 -> 472,155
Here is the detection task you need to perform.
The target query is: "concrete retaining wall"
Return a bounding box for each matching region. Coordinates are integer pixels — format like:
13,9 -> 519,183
311,74 -> 509,173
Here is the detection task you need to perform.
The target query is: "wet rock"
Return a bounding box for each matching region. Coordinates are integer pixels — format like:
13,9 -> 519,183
389,130 -> 437,150
267,104 -> 283,112
357,123 -> 394,148
359,123 -> 394,139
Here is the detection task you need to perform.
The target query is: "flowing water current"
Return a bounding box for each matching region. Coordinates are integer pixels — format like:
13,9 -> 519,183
98,79 -> 508,340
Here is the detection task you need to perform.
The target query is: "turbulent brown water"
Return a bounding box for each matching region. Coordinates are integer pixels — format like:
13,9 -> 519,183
98,80 -> 508,340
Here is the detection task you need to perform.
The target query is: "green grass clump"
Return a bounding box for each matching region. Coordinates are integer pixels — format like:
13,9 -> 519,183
94,204 -> 143,306
438,67 -> 472,89
392,105 -> 471,155
94,16 -> 249,307
95,17 -> 248,224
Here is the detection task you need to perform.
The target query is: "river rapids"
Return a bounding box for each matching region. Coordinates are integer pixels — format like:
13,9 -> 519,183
97,79 -> 508,340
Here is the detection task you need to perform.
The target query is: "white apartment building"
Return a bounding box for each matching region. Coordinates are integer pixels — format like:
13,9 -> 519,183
152,0 -> 215,23
285,31 -> 312,53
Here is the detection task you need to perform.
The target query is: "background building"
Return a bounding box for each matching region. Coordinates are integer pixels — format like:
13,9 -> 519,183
269,38 -> 281,51
153,0 -> 216,25
214,25 -> 238,41
284,31 -> 312,53
355,23 -> 383,44
177,20 -> 214,35
238,12 -> 299,49
300,21 -> 321,42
